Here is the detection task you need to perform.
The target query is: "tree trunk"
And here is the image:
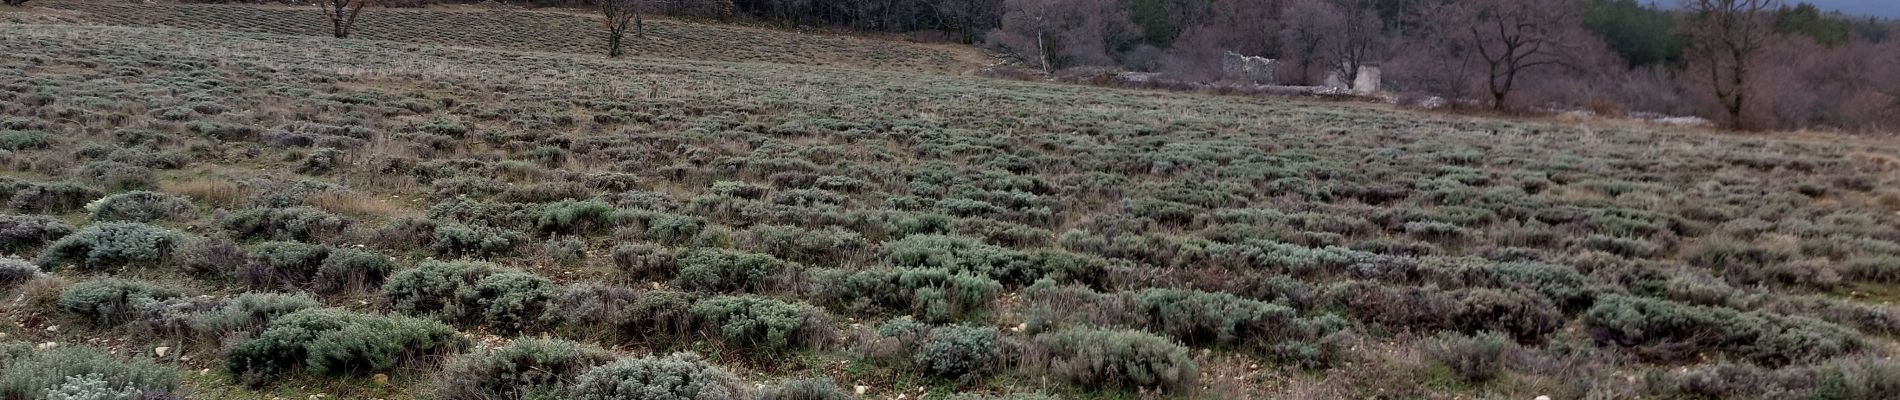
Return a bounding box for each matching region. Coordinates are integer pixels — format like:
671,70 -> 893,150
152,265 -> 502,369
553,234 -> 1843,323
327,3 -> 355,39
1487,60 -> 1507,111
1036,28 -> 1050,74
1491,73 -> 1509,111
608,29 -> 623,57
1727,48 -> 1748,128
1495,64 -> 1521,111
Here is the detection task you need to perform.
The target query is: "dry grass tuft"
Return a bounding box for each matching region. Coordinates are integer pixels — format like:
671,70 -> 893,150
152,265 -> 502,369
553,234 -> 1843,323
163,179 -> 248,209
11,274 -> 71,316
1875,190 -> 1900,212
1849,151 -> 1900,171
306,191 -> 415,221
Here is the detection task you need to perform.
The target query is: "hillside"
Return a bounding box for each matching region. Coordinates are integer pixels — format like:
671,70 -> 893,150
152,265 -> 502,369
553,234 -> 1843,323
2,1 -> 992,74
3,10 -> 1900,400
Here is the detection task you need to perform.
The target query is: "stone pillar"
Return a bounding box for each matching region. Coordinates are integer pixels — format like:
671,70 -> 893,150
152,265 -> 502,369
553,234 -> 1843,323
1353,65 -> 1382,94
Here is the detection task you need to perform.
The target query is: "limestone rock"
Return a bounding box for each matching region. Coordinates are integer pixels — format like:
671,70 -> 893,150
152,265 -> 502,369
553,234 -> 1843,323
1221,51 -> 1276,84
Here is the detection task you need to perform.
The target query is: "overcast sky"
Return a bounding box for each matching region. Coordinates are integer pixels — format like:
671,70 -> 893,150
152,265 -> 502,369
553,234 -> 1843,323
1801,0 -> 1900,18
1646,0 -> 1899,18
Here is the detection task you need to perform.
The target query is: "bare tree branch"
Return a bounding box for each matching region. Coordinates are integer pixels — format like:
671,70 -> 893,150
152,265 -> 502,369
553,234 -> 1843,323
600,0 -> 647,57
1681,0 -> 1779,129
1447,0 -> 1584,110
319,0 -> 368,39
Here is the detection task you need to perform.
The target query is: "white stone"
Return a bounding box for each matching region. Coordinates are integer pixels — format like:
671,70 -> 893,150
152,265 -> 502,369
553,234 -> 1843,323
1353,65 -> 1382,94
155,347 -> 171,357
1653,116 -> 1715,128
1221,51 -> 1277,84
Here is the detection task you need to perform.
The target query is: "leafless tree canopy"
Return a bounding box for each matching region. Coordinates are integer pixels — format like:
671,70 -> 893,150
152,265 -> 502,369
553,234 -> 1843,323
600,0 -> 646,57
319,0 -> 368,39
987,0 -> 1138,73
1444,0 -> 1588,110
1327,0 -> 1382,86
1681,0 -> 1780,128
1278,0 -> 1382,85
1278,0 -> 1338,85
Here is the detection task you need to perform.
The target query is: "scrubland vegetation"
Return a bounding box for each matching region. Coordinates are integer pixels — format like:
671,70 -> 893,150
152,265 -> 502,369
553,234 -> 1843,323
3,5 -> 1900,399
2,1 -> 984,73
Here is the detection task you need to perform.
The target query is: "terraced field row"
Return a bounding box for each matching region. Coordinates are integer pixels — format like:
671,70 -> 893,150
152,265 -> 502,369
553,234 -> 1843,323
15,1 -> 985,73
3,13 -> 1900,400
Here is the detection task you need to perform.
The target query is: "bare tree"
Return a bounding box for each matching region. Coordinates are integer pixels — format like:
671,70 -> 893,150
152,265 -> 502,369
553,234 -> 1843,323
1327,0 -> 1383,86
1681,0 -> 1779,128
987,0 -> 1136,74
600,0 -> 646,58
994,0 -> 1059,73
319,0 -> 368,39
1888,44 -> 1900,118
1445,0 -> 1585,110
1279,0 -> 1343,85
1271,0 -> 1382,86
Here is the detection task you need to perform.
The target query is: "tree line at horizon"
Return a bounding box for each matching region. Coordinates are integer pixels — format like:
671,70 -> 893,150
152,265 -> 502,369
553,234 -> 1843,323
17,0 -> 1897,131
635,0 -> 1900,132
